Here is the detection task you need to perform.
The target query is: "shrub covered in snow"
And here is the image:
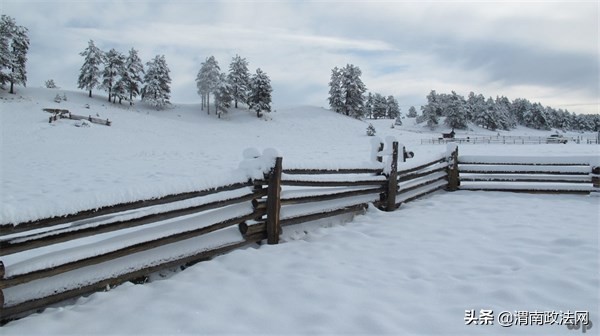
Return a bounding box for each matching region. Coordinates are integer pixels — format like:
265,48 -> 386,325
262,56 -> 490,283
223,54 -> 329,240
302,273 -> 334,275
366,123 -> 376,136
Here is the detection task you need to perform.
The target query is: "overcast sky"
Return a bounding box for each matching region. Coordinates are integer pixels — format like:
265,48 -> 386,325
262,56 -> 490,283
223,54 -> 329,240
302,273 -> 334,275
3,0 -> 599,114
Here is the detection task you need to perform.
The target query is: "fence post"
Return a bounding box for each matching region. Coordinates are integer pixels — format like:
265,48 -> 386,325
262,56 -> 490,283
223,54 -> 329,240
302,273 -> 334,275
386,142 -> 399,211
592,166 -> 600,195
266,157 -> 283,244
447,146 -> 460,191
376,142 -> 384,162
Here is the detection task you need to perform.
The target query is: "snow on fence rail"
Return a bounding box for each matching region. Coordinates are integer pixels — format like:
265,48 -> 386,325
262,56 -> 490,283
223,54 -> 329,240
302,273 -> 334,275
458,153 -> 600,193
1,142 -> 596,323
420,135 -> 599,145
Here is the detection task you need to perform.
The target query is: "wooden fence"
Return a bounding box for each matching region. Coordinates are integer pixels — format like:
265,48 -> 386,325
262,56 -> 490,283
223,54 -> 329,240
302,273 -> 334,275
1,143 -> 596,323
458,153 -> 599,193
0,141 -> 457,323
421,135 -> 599,145
43,108 -> 111,126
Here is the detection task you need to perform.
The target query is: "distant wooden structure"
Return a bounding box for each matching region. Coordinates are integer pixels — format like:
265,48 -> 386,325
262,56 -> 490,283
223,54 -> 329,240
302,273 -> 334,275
43,108 -> 111,126
440,129 -> 455,139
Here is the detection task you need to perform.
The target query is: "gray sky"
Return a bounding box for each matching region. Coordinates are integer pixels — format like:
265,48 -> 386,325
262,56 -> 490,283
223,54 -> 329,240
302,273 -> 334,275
4,0 -> 599,114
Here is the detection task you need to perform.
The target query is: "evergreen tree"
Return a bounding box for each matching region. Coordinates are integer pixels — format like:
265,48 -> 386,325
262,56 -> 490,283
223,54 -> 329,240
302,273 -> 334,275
328,66 -> 344,113
444,91 -> 468,129
78,40 -> 103,98
196,56 -> 220,114
474,97 -> 501,130
341,64 -> 366,118
372,93 -> 387,119
117,48 -> 144,105
495,96 -> 515,129
227,54 -> 250,108
407,106 -> 418,118
364,92 -> 374,118
214,72 -> 232,118
248,68 -> 272,118
102,48 -> 125,102
421,90 -> 440,129
467,92 -> 486,125
142,55 -> 171,110
523,102 -> 549,130
510,98 -> 532,125
0,16 -> 29,94
386,95 -> 400,119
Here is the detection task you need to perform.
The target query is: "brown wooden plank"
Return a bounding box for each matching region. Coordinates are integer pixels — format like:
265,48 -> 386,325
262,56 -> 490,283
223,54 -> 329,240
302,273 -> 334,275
281,180 -> 386,187
280,203 -> 368,227
0,212 -> 260,289
280,187 -> 384,206
459,177 -> 591,183
398,166 -> 447,183
398,174 -> 448,195
397,157 -> 447,175
282,168 -> 382,175
238,221 -> 266,236
458,161 -> 590,166
458,169 -> 589,175
0,181 -> 253,236
0,234 -> 264,323
395,184 -> 446,207
266,157 -> 283,244
0,192 -> 264,256
447,148 -> 459,191
457,188 -> 591,195
386,142 -> 399,211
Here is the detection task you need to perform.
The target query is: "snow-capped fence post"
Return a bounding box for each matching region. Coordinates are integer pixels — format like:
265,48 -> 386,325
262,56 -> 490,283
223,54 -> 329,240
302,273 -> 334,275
0,261 -> 3,308
265,157 -> 283,244
446,144 -> 459,191
385,142 -> 399,211
591,166 -> 600,195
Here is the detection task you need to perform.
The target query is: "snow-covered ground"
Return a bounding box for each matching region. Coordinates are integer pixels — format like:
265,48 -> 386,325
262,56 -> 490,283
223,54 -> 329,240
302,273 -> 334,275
1,87 -> 599,334
2,192 -> 598,335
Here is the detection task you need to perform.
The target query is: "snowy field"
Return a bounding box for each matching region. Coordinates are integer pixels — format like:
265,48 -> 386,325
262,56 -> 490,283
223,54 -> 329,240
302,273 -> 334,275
1,88 -> 599,334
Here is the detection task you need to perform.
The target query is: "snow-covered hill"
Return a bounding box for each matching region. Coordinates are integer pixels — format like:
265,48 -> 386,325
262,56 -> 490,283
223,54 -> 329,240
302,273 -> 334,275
1,87 -> 598,224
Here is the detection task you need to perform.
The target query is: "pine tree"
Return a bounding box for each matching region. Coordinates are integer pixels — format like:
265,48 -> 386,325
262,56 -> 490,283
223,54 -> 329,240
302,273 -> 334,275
248,68 -> 272,118
227,54 -> 250,108
196,56 -> 220,114
523,102 -> 549,130
421,90 -> 440,129
386,95 -> 400,119
214,72 -> 232,118
372,93 -> 387,119
0,15 -> 30,94
142,55 -> 171,110
467,92 -> 486,125
340,64 -> 366,118
102,48 -> 125,102
510,98 -> 532,125
328,66 -> 344,113
444,91 -> 468,129
407,106 -> 418,118
364,92 -> 374,118
78,40 -> 103,98
117,48 -> 144,105
495,96 -> 515,129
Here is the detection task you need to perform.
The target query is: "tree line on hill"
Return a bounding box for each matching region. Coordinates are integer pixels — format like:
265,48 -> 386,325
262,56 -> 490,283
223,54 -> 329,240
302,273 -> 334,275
419,90 -> 600,132
77,40 -> 272,117
0,15 -> 30,94
327,63 -> 599,132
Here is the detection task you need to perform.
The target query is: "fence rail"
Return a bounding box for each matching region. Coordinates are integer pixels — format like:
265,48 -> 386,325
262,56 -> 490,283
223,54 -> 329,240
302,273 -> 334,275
421,135 -> 600,145
1,142 -> 597,324
458,154 -> 598,193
